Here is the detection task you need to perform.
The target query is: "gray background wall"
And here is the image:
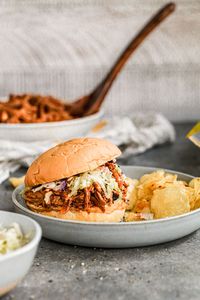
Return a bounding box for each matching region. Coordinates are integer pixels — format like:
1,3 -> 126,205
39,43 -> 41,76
0,0 -> 199,121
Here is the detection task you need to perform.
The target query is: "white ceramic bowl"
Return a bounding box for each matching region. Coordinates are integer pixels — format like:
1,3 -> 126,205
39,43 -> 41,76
12,166 -> 199,248
0,211 -> 42,296
0,109 -> 103,142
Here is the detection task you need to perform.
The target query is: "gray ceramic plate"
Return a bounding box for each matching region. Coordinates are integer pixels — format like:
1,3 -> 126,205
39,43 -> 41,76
12,166 -> 200,248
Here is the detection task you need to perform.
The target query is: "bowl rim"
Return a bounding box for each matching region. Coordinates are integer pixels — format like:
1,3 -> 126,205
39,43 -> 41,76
12,166 -> 197,227
0,211 -> 42,262
0,109 -> 104,129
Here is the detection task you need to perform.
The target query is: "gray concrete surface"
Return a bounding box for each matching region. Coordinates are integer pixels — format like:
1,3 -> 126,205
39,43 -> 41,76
1,123 -> 200,300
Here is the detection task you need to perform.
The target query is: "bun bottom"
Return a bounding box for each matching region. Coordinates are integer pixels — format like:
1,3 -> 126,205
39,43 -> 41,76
40,209 -> 125,222
27,200 -> 125,222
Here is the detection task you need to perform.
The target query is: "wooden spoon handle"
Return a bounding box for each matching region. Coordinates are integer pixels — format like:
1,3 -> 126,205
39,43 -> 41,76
84,2 -> 175,115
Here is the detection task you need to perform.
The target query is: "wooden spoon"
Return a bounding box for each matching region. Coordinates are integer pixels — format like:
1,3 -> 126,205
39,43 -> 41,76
69,2 -> 175,117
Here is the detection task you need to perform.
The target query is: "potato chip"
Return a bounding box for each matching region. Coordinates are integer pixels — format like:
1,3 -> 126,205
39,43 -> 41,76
151,185 -> 190,219
137,170 -> 178,203
134,198 -> 151,213
139,170 -> 165,184
9,176 -> 25,188
189,178 -> 200,209
126,178 -> 138,210
124,211 -> 153,222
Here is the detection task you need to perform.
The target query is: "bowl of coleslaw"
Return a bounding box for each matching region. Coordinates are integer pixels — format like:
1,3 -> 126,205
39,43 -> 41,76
0,211 -> 41,296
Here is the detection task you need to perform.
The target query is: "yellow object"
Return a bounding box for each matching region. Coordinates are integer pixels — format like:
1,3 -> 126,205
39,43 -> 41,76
9,176 -> 25,188
187,122 -> 200,147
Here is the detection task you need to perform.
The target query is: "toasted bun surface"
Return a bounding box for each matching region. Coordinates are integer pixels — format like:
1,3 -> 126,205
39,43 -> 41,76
25,137 -> 121,187
26,199 -> 125,222
41,209 -> 124,222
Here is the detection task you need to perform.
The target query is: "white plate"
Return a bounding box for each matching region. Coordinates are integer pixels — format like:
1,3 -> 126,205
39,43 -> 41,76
0,109 -> 103,142
12,166 -> 199,248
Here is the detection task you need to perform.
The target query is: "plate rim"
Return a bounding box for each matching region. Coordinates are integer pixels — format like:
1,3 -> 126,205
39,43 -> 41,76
12,166 -> 198,227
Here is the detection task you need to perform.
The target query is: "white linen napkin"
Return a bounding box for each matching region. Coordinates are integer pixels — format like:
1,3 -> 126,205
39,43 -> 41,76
0,112 -> 175,184
89,113 -> 175,157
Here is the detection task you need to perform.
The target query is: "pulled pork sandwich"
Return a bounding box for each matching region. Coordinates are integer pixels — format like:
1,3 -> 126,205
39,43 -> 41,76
23,138 -> 128,222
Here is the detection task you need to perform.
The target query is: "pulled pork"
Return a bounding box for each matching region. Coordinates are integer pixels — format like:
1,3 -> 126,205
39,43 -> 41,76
24,161 -> 128,214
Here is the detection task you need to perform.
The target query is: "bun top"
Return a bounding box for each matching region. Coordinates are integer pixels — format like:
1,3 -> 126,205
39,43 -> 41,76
25,137 -> 121,187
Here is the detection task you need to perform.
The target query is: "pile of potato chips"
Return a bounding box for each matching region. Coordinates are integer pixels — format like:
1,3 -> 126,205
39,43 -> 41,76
125,170 -> 200,221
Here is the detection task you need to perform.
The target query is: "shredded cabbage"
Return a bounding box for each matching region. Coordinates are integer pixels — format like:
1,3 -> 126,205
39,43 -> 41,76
0,223 -> 29,255
32,180 -> 64,192
68,167 -> 122,200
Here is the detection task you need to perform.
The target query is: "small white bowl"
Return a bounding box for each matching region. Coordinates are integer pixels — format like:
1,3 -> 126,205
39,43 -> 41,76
0,211 -> 42,296
0,109 -> 104,142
